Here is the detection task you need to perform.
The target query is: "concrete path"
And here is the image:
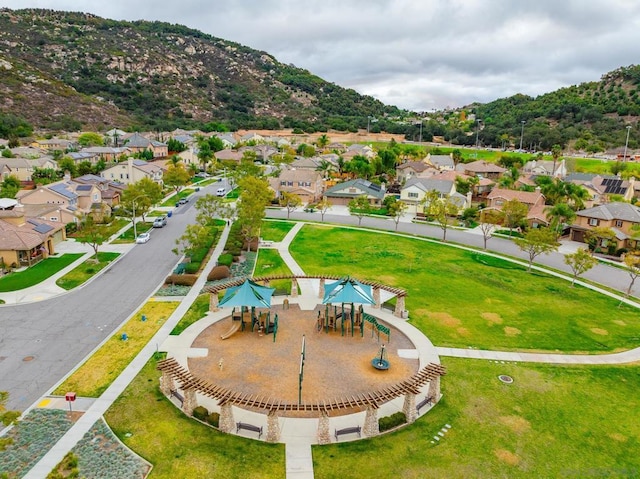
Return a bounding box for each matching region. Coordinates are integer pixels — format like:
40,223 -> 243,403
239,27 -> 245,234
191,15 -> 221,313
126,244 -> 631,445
23,224 -> 231,478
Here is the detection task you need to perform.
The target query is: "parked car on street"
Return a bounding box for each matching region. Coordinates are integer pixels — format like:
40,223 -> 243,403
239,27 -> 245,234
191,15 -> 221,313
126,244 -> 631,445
153,216 -> 167,228
135,232 -> 151,244
176,197 -> 189,206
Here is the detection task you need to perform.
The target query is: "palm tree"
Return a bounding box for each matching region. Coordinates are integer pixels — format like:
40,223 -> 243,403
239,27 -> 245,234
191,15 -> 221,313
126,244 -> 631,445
551,144 -> 562,177
315,159 -> 334,179
545,203 -> 576,239
169,154 -> 181,167
316,134 -> 330,150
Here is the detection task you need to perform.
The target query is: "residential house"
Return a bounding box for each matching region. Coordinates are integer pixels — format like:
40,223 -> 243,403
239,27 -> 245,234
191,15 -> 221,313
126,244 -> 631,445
565,173 -> 636,206
485,188 -> 548,228
400,177 -> 468,214
212,133 -> 237,148
123,132 -> 168,158
104,128 -> 127,147
0,157 -> 57,182
171,134 -> 197,148
425,170 -> 495,201
396,161 -> 435,183
101,158 -> 164,186
0,201 -> 66,268
427,154 -> 455,171
74,174 -> 124,206
215,149 -> 244,163
457,160 -> 506,180
570,202 -> 640,250
343,144 -> 376,160
240,132 -> 264,144
80,146 -> 129,162
270,169 -> 324,205
68,151 -> 100,166
33,138 -> 76,152
323,179 -> 385,206
522,159 -> 567,178
9,147 -> 48,159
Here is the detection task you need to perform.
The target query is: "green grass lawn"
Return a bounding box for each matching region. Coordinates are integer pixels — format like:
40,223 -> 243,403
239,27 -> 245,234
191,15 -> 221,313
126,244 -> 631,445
254,249 -> 293,294
69,218 -> 129,239
312,357 -> 640,479
160,190 -> 192,207
289,225 -> 640,353
170,294 -> 209,335
0,254 -> 83,292
111,221 -> 153,243
260,220 -> 296,242
55,252 -> 120,290
105,356 -> 285,479
53,301 -> 179,397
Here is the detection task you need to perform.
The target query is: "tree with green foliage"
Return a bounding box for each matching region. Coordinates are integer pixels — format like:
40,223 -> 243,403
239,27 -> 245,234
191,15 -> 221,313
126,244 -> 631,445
296,143 -> 316,157
515,227 -> 558,272
76,215 -> 107,260
195,194 -> 232,226
348,195 -> 371,226
77,161 -> 94,176
77,132 -> 104,147
236,176 -> 271,251
316,134 -> 329,149
57,157 -> 77,177
0,391 -> 20,451
0,175 -> 21,198
315,159 -> 334,179
387,197 -> 408,231
421,190 -> 460,241
622,252 -> 640,302
501,199 -> 528,235
345,155 -> 374,179
163,164 -> 190,194
1,148 -> 15,158
207,136 -> 225,153
167,138 -> 187,153
564,248 -> 598,286
585,226 -> 616,253
120,178 -> 162,228
32,167 -> 60,185
197,141 -> 213,171
551,144 -> 562,176
480,209 -> 505,250
279,191 -> 302,219
545,203 -> 577,239
316,197 -> 332,221
173,223 -> 209,258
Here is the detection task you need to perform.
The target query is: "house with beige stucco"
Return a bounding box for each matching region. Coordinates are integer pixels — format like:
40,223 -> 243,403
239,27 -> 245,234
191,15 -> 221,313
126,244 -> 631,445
101,158 -> 164,186
570,202 -> 640,250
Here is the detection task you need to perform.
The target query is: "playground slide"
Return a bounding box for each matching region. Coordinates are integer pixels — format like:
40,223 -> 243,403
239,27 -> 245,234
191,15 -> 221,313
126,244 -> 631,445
220,321 -> 241,340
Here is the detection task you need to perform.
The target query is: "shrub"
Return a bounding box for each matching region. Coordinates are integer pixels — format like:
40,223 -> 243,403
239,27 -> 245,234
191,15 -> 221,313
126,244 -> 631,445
206,412 -> 220,427
192,406 -> 208,421
218,254 -> 233,267
184,262 -> 201,274
617,248 -> 628,257
378,411 -> 407,432
165,274 -> 198,286
208,265 -> 230,281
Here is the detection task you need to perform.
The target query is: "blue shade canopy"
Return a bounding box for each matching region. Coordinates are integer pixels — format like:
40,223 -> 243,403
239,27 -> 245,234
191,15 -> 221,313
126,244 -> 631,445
219,279 -> 275,308
322,277 -> 375,305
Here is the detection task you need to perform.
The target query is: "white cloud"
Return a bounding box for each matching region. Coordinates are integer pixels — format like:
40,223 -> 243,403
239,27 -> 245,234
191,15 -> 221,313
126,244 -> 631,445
4,0 -> 640,109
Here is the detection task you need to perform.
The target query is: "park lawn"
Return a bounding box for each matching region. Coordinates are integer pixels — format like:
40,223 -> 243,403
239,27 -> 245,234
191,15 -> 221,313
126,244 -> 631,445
53,300 -> 179,397
575,157 -> 640,175
260,220 -> 296,242
254,249 -> 293,294
105,356 -> 285,479
68,218 -> 129,239
0,254 -> 83,292
312,358 -> 640,479
289,225 -> 640,352
55,252 -> 120,290
111,221 -> 153,243
170,294 -> 209,335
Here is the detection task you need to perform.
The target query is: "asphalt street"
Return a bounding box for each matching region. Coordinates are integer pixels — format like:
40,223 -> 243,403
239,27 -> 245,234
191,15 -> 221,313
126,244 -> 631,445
0,183 -> 223,411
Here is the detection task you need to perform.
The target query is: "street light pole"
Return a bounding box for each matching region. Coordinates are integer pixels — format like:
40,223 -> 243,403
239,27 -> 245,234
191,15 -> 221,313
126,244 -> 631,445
131,194 -> 147,239
475,119 -> 482,157
519,120 -> 525,151
623,125 -> 632,162
419,120 -> 423,143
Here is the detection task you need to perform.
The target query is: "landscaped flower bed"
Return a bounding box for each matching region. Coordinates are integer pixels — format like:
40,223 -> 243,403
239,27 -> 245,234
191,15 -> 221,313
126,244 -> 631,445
0,409 -> 75,478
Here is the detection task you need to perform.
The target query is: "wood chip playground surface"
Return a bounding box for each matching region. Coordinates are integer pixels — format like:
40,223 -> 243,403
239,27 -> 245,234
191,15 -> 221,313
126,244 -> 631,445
188,304 -> 419,417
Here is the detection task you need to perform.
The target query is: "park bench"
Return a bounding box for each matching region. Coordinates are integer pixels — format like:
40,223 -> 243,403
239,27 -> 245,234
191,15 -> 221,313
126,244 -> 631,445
416,395 -> 434,413
236,421 -> 263,438
259,238 -> 274,247
334,426 -> 361,441
169,389 -> 184,406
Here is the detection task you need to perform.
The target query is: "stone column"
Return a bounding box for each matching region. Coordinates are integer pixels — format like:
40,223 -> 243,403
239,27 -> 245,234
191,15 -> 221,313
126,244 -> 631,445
266,411 -> 281,443
209,292 -> 219,312
403,393 -> 417,423
373,287 -> 381,309
219,402 -> 235,434
363,406 -> 379,437
159,371 -> 175,396
394,295 -> 406,318
317,412 -> 331,444
291,278 -> 298,297
428,376 -> 441,402
318,278 -> 325,299
182,388 -> 197,416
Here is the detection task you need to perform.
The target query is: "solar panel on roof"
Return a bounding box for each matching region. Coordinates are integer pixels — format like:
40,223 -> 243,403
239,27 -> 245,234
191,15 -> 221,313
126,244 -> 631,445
76,185 -> 92,191
34,224 -> 54,234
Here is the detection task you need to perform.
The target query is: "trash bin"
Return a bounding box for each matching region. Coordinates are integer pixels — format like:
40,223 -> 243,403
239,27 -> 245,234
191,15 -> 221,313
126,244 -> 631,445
167,211 -> 173,217
195,187 -> 200,192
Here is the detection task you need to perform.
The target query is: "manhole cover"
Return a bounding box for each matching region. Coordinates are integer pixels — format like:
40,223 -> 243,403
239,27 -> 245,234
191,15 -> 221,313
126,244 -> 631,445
22,356 -> 35,362
498,375 -> 513,384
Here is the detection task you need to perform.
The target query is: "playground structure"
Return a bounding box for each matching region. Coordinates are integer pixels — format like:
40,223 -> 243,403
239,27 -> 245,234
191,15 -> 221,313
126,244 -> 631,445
159,275 -> 443,445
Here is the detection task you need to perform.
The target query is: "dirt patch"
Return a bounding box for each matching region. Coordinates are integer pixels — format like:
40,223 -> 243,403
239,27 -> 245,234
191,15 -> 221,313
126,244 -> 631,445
456,327 -> 471,337
608,432 -> 627,442
591,328 -> 609,336
613,320 -> 626,326
428,312 -> 461,328
494,449 -> 521,466
482,312 -> 503,325
499,415 -> 531,433
504,326 -> 522,336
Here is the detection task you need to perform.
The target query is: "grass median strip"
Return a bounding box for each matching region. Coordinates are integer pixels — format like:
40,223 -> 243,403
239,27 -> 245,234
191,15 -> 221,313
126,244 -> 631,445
53,300 -> 179,397
55,252 -> 120,290
0,254 -> 83,292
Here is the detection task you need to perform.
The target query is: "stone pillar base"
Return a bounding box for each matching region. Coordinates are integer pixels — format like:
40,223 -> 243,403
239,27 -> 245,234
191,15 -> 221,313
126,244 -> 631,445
428,376 -> 441,402
219,403 -> 235,434
317,412 -> 331,444
363,407 -> 379,437
266,411 -> 281,443
403,393 -> 417,423
209,292 -> 219,312
373,287 -> 381,309
159,371 -> 175,397
291,278 -> 299,297
183,388 -> 197,416
394,295 -> 406,318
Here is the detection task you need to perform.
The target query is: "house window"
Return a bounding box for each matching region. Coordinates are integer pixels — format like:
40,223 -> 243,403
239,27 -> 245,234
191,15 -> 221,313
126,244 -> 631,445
588,218 -> 599,226
615,220 -> 623,228
280,181 -> 286,186
287,182 -> 293,186
50,216 -> 58,221
408,192 -> 419,199
93,194 -> 98,201
495,200 -> 504,206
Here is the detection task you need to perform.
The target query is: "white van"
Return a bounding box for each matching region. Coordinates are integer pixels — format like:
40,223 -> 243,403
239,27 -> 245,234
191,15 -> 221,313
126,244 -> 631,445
216,187 -> 226,197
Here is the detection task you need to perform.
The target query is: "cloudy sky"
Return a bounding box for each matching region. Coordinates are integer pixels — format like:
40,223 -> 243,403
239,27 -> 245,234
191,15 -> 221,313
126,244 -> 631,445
4,0 -> 640,111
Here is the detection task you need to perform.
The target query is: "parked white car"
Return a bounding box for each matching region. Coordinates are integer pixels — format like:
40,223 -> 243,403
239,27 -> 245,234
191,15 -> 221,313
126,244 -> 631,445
135,232 -> 151,244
